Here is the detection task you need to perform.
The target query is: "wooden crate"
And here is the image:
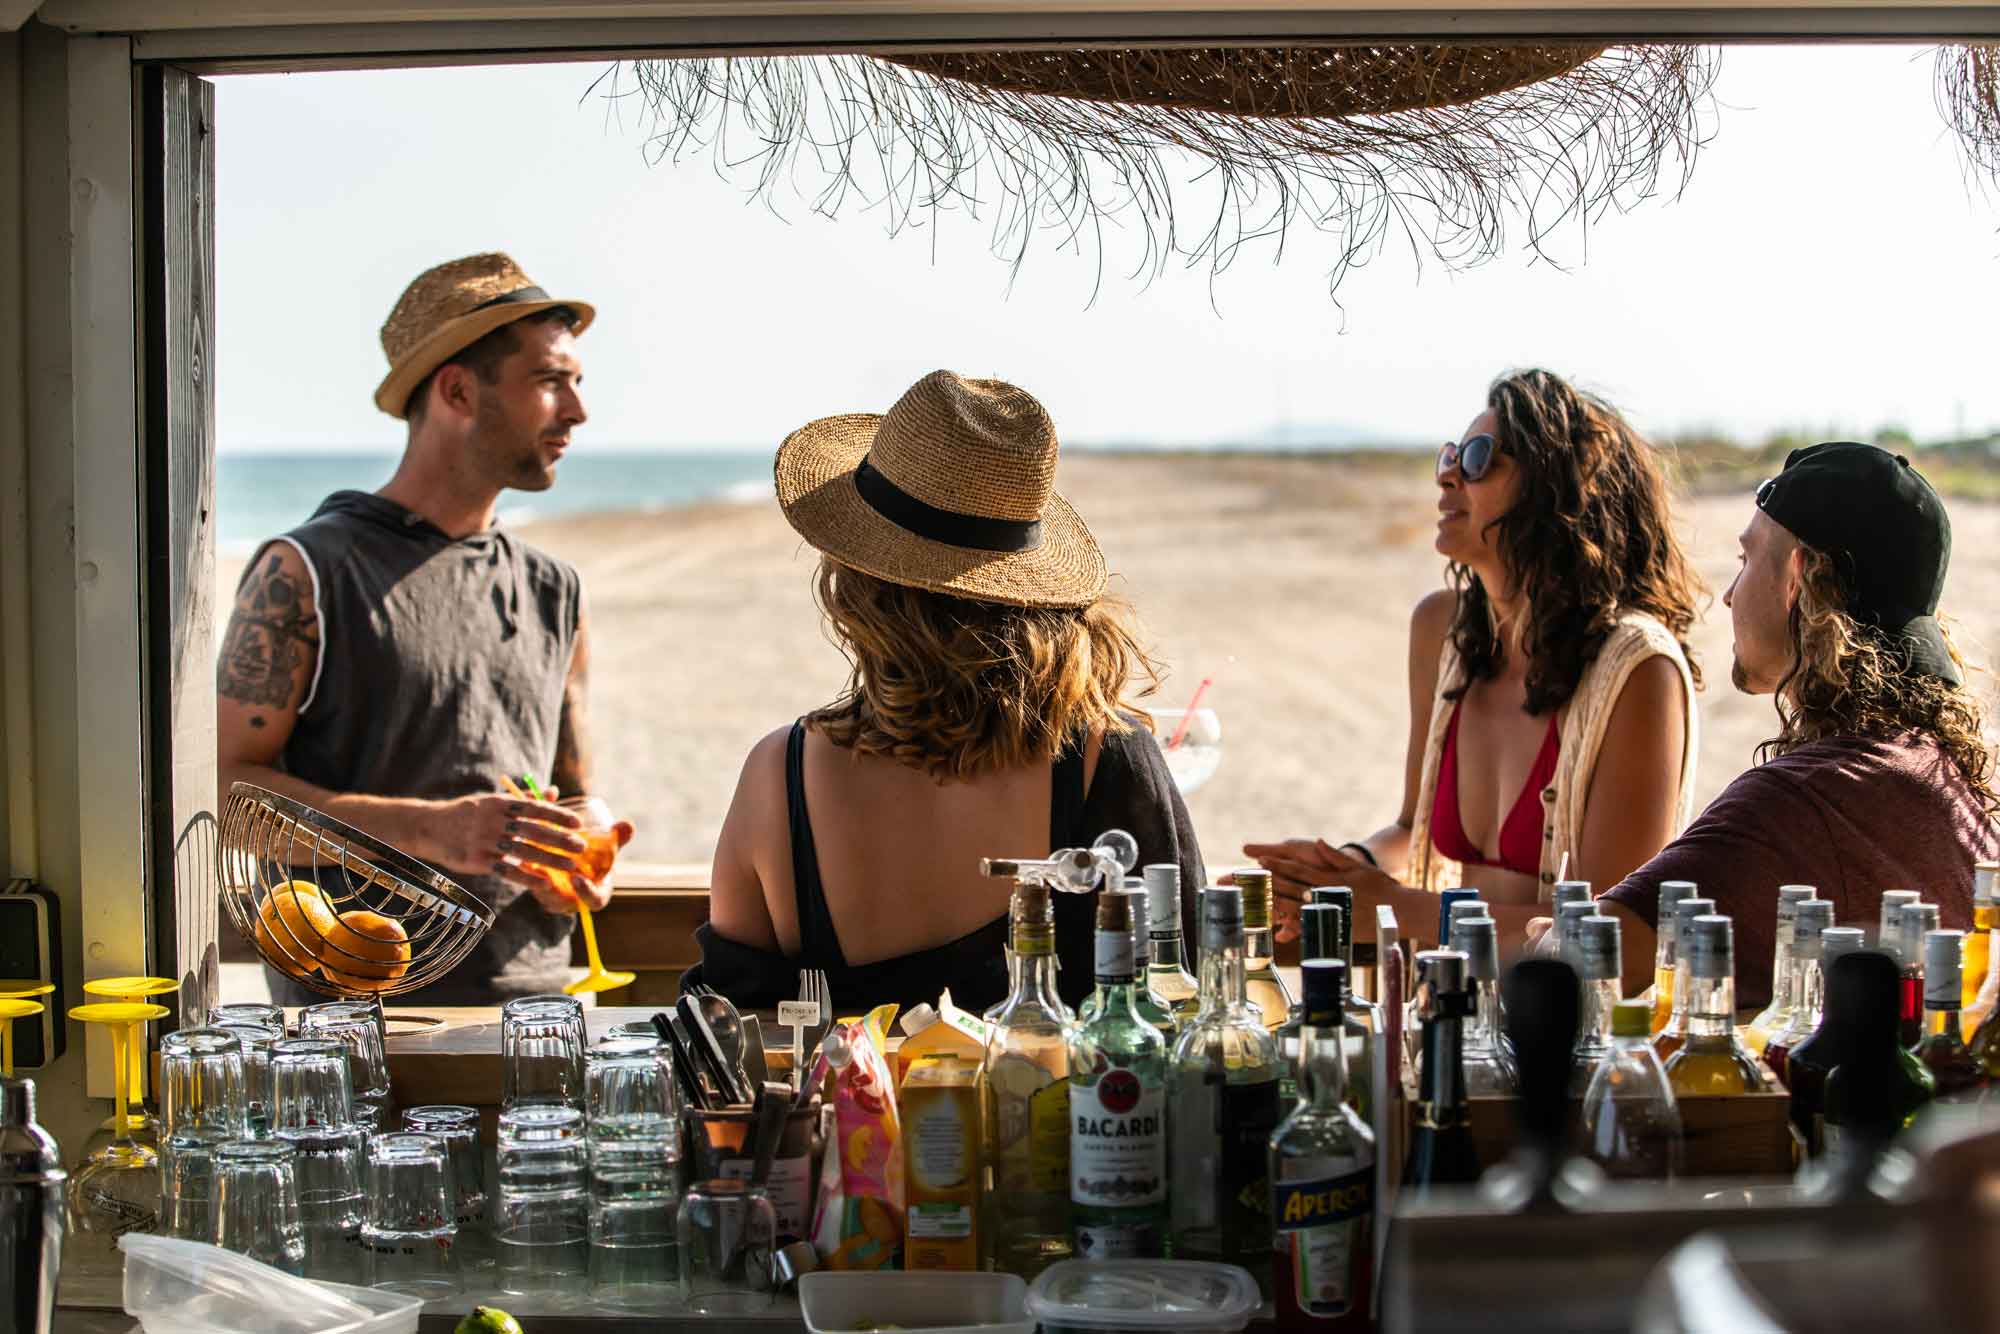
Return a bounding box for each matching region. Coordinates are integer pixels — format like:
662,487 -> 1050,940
1449,1083 -> 1795,1179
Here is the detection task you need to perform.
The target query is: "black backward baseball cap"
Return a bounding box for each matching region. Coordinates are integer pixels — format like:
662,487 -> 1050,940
1754,441 -> 1958,686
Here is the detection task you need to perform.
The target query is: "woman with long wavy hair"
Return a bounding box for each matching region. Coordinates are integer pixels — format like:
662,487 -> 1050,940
686,371 -> 1203,1015
1245,368 -> 1704,951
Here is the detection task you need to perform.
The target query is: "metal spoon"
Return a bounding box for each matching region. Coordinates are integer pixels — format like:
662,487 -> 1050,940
689,985 -> 748,1091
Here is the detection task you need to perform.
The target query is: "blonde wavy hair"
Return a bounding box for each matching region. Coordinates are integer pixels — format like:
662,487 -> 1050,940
804,557 -> 1162,780
1765,545 -> 1997,814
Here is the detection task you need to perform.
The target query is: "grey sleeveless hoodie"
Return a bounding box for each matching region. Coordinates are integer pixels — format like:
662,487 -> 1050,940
264,490 -> 583,1004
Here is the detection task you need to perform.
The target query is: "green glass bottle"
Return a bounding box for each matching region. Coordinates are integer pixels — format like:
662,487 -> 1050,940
1068,891 -> 1170,1258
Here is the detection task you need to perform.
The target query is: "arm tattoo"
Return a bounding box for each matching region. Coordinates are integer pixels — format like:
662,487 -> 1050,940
218,552 -> 319,710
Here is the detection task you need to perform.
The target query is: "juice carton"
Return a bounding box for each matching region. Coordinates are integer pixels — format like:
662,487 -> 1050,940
899,1054 -> 981,1271
811,1005 -> 905,1270
893,990 -> 990,1087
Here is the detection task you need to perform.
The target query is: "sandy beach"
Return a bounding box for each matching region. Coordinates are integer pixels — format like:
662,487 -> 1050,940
220,452 -> 2000,880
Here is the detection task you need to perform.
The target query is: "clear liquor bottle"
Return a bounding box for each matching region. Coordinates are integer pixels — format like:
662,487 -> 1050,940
1963,863 -> 2000,1038
1744,885 -> 1817,1055
1277,904 -> 1343,1107
1763,899 -> 1835,1082
1568,915 -> 1622,1095
1579,998 -> 1683,1180
1651,896 -> 1716,1064
1648,881 -> 1699,1035
1234,868 -> 1294,1031
1552,901 -> 1596,968
1168,886 -> 1282,1272
1538,882 -> 1593,959
1269,959 -> 1375,1329
1663,916 -> 1764,1096
1143,863 -> 1202,1024
1069,892 -> 1170,1258
1877,890 -> 1920,961
1308,888 -> 1380,1132
1449,915 -> 1517,1095
1914,929 -> 1985,1097
980,880 -> 1075,1279
1401,950 -> 1481,1194
1896,902 -> 1940,1050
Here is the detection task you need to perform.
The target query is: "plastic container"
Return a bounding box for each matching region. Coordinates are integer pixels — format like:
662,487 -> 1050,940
1025,1260 -> 1262,1334
799,1271 -> 1031,1334
121,1234 -> 423,1334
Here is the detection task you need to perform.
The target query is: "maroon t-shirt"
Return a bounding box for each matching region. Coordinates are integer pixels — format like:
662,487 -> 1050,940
1602,731 -> 2000,1009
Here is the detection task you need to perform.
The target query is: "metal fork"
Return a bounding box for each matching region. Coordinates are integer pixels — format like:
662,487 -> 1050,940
784,969 -> 829,1101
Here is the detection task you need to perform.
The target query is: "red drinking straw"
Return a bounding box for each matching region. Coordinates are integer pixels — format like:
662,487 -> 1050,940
1166,677 -> 1214,750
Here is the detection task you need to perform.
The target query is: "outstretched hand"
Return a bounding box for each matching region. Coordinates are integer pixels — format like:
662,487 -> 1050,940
1233,838 -> 1397,943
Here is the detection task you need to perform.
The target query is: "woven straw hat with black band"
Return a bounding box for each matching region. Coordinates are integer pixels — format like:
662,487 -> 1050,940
374,253 -> 595,419
776,371 -> 1107,609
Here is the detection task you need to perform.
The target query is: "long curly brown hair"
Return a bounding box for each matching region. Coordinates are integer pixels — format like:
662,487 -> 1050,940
1446,369 -> 1704,714
805,557 -> 1162,780
1764,545 -> 1998,813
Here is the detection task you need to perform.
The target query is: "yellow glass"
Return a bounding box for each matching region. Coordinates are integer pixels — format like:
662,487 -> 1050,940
555,795 -> 634,996
0,997 -> 44,1076
0,983 -> 55,999
82,976 -> 177,1124
66,1002 -> 172,1244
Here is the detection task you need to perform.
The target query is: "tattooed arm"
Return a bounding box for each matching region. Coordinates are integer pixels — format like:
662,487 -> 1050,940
216,541 -> 589,895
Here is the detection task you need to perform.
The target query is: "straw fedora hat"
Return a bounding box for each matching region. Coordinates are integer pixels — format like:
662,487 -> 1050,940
775,371 -> 1107,609
373,252 -> 595,419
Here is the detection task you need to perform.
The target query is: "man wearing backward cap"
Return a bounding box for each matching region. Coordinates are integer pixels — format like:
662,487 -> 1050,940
1596,442 -> 2000,1006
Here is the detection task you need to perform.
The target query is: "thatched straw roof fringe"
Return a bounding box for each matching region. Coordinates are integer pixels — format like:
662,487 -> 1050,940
1939,45 -> 2000,183
607,46 -> 1720,296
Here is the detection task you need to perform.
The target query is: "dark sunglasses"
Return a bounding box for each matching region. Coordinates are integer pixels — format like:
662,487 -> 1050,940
1437,433 -> 1505,482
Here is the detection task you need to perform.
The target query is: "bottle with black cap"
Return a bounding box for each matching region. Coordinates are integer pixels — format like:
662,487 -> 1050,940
1784,926 -> 1867,1152
1308,887 -> 1381,1129
1269,958 -> 1375,1329
1276,904 -> 1342,1109
1481,957 -> 1592,1210
1400,950 -> 1481,1194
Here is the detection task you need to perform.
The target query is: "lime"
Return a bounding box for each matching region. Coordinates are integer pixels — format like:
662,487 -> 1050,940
454,1308 -> 524,1334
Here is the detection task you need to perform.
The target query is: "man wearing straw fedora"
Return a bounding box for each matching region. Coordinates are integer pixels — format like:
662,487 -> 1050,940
217,253 -> 629,1005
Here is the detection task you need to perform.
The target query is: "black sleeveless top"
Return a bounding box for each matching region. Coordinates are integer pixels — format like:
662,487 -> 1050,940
683,714 -> 1205,1016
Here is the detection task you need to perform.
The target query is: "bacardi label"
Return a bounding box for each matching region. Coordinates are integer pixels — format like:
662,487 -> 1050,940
1070,1069 -> 1166,1207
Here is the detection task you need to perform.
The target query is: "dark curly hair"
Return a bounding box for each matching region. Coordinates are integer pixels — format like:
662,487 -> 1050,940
1446,368 -> 1704,714
1763,545 -> 1997,814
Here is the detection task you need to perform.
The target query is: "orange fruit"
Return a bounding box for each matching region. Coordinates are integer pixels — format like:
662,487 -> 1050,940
253,881 -> 338,977
320,909 -> 412,991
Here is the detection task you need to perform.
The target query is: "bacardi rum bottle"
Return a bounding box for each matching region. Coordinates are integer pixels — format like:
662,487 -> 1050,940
1068,892 -> 1169,1258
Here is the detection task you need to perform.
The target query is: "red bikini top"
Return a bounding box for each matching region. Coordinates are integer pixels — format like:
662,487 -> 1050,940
1431,698 -> 1560,876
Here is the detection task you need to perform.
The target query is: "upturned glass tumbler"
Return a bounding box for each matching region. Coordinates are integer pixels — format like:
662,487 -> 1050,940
270,1037 -> 366,1283
587,1037 -> 681,1308
212,1021 -> 280,1138
494,1105 -> 589,1297
403,1105 -> 490,1270
362,1132 -> 462,1300
298,1002 -> 394,1131
501,996 -> 587,1111
208,1139 -> 306,1275
677,1179 -> 775,1313
159,1028 -> 247,1240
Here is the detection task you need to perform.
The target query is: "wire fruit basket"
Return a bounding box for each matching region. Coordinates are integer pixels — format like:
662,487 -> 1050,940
218,782 -> 494,1002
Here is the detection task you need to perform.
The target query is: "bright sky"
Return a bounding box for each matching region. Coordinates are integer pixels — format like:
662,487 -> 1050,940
214,44 -> 2000,452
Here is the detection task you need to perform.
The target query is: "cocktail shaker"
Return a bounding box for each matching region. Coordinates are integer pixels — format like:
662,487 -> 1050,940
1,1077 -> 66,1334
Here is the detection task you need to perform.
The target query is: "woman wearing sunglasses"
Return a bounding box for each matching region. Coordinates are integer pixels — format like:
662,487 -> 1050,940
1244,368 -> 1703,954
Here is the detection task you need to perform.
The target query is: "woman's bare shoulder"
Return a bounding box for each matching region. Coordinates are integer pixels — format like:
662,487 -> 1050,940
1411,588 -> 1457,653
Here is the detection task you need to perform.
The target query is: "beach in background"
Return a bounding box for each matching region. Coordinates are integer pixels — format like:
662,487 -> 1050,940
218,450 -> 2000,880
